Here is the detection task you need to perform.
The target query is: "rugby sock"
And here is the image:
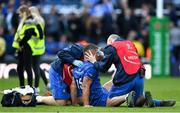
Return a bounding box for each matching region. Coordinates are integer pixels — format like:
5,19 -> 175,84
34,87 -> 40,95
36,96 -> 43,103
125,94 -> 129,101
153,99 -> 161,106
46,83 -> 50,90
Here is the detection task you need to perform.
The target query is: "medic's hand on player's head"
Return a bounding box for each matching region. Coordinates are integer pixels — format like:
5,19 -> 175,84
96,49 -> 104,60
72,60 -> 83,67
84,50 -> 97,63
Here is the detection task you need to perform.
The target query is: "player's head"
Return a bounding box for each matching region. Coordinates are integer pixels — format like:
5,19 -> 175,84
83,44 -> 103,61
29,6 -> 40,17
17,5 -> 30,18
107,34 -> 122,45
29,6 -> 45,27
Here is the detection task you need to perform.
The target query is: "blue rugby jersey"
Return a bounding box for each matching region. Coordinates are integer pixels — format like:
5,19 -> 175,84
73,61 -> 108,106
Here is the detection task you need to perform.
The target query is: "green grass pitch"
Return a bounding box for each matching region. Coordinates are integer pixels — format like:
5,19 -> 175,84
0,75 -> 180,112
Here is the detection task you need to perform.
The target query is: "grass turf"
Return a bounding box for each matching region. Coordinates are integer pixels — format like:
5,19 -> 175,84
0,75 -> 180,112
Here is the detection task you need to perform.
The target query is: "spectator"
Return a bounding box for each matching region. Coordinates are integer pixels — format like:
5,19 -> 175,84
67,13 -> 82,42
5,5 -> 14,33
172,0 -> 180,8
58,13 -> 66,36
117,8 -> 139,38
85,16 -> 101,43
5,3 -> 19,34
101,13 -> 114,38
46,6 -> 59,41
45,35 -> 58,55
57,34 -> 69,50
127,30 -> 145,57
88,0 -> 114,18
139,28 -> 149,53
0,5 -> 5,28
4,29 -> 15,55
82,0 -> 99,8
167,4 -> 179,26
170,22 -> 180,63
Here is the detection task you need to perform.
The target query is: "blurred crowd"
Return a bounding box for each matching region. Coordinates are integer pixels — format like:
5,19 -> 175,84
0,0 -> 180,71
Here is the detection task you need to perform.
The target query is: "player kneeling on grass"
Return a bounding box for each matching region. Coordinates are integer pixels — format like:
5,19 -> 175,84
85,34 -> 176,107
36,44 -> 85,106
36,79 -> 83,106
73,44 -> 134,107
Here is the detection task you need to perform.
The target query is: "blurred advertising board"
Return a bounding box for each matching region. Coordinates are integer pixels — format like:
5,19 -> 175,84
0,62 -> 50,79
150,17 -> 170,76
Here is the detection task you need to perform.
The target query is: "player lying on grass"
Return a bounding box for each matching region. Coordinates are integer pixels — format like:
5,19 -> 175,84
73,43 -> 135,107
85,34 -> 176,107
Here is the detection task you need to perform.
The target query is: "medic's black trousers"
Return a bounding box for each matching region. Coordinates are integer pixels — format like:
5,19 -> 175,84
17,45 -> 33,87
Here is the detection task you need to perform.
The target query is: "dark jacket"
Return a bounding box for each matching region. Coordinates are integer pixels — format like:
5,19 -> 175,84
51,44 -> 84,74
94,41 -> 138,86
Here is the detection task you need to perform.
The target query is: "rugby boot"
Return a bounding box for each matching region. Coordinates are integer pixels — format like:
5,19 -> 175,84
127,91 -> 136,107
145,91 -> 155,107
160,100 -> 176,107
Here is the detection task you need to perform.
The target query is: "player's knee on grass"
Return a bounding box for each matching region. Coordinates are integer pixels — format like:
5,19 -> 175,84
106,98 -> 125,107
106,99 -> 113,107
135,95 -> 146,107
56,100 -> 70,106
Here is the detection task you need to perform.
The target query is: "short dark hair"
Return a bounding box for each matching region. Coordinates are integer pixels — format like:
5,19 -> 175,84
83,43 -> 98,54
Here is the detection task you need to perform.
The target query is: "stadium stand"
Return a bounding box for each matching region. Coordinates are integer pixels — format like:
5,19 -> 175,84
0,0 -> 179,76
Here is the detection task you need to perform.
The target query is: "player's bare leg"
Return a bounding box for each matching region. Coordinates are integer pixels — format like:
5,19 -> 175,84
107,91 -> 136,107
107,94 -> 127,107
103,80 -> 113,92
36,96 -> 57,105
36,96 -> 71,106
56,100 -> 71,106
